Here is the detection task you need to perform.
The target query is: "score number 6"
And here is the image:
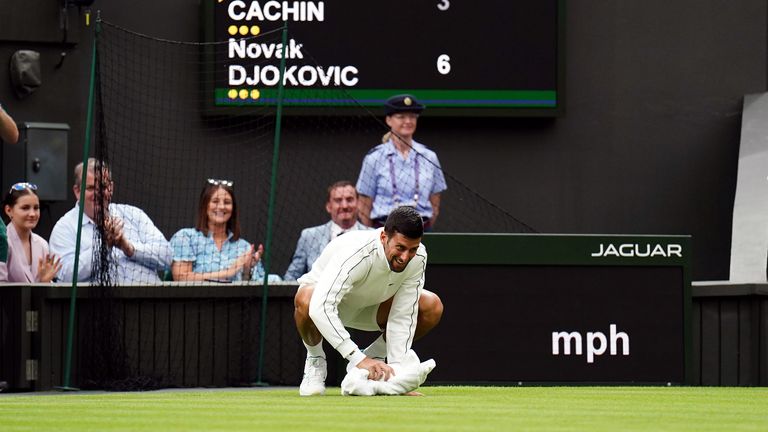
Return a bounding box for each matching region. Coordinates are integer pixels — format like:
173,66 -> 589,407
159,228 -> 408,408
437,54 -> 451,75
436,1 -> 450,74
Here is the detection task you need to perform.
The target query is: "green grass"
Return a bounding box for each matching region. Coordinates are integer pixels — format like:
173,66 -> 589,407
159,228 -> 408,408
1,386 -> 766,431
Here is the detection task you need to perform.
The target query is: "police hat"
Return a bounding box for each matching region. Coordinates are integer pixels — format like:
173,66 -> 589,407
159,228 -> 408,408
384,94 -> 425,116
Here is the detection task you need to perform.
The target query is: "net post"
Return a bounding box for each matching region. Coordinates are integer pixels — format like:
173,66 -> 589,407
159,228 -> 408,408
254,20 -> 289,386
58,13 -> 101,392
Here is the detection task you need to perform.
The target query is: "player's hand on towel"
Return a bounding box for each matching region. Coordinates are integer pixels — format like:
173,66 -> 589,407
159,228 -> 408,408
356,356 -> 395,381
341,350 -> 436,396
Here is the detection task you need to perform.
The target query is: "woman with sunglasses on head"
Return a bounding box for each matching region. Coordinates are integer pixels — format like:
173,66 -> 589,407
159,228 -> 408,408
2,182 -> 62,282
170,179 -> 266,282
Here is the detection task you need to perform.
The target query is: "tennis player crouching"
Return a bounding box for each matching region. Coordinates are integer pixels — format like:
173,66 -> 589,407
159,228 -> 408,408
293,206 -> 443,396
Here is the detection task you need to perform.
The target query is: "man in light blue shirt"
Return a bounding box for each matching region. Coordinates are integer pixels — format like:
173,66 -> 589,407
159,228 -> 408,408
49,159 -> 171,284
284,181 -> 369,281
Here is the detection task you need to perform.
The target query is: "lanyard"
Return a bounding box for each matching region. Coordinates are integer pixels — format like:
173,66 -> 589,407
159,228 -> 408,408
388,151 -> 419,206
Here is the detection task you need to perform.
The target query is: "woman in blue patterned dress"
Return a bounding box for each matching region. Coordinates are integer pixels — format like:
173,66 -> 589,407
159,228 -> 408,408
170,179 -> 265,282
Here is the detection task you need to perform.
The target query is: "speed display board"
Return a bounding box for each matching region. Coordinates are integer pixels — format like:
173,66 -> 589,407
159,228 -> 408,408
203,0 -> 563,116
420,233 -> 692,384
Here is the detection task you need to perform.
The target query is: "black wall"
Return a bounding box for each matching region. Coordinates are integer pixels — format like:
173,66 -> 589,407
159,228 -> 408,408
1,1 -> 766,281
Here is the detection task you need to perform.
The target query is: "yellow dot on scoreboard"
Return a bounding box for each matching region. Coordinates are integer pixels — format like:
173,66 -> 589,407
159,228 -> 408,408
251,26 -> 261,36
227,89 -> 238,99
250,89 -> 261,99
239,89 -> 249,99
239,25 -> 249,36
228,26 -> 238,36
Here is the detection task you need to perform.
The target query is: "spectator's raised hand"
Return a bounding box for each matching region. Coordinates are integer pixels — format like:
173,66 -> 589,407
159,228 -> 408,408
37,253 -> 62,282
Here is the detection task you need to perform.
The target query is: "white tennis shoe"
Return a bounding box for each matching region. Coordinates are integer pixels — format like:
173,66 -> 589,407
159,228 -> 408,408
299,356 -> 327,396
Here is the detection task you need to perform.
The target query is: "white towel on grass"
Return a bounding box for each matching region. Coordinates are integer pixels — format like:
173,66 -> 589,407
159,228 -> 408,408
341,350 -> 436,396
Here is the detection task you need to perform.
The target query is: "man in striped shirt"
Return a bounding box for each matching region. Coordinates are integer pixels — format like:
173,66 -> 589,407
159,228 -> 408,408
293,206 -> 443,396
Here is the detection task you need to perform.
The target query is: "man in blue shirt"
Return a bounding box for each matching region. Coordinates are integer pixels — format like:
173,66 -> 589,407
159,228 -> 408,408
49,158 -> 171,284
284,180 -> 368,281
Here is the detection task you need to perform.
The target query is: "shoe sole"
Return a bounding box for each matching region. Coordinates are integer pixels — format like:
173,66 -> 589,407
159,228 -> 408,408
299,390 -> 326,396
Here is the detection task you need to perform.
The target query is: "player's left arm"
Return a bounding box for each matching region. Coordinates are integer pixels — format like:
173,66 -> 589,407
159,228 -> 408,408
385,252 -> 426,364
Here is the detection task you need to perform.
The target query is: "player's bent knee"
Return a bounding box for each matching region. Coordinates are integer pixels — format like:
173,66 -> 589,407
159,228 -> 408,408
419,291 -> 444,327
294,284 -> 314,315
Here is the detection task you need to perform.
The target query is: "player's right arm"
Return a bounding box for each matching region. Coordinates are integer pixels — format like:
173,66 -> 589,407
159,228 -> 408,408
307,246 -> 372,367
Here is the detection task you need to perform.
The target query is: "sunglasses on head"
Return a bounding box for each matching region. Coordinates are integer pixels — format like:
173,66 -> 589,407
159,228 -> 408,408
9,182 -> 38,193
207,178 -> 233,187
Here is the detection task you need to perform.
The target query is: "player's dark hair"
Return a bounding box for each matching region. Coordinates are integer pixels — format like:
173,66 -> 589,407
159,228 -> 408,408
384,206 -> 423,239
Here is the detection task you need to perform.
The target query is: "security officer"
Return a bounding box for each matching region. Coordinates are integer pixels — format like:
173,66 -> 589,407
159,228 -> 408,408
355,94 -> 447,230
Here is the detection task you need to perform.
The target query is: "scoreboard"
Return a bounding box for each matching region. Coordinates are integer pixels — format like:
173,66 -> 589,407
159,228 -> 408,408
203,0 -> 564,116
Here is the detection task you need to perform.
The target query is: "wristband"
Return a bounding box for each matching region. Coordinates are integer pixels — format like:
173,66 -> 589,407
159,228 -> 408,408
345,349 -> 366,367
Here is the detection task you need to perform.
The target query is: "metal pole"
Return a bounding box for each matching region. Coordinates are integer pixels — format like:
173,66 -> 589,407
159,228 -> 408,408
255,21 -> 289,385
60,12 -> 100,391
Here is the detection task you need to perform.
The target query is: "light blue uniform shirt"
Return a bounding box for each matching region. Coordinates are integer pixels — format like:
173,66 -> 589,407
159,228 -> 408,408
356,139 -> 447,221
170,228 -> 266,282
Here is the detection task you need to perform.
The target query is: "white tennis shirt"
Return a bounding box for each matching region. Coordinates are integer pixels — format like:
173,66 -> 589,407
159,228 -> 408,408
298,228 -> 426,365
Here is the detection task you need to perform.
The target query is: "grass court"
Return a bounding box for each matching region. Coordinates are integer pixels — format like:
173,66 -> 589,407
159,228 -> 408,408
1,386 -> 766,431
